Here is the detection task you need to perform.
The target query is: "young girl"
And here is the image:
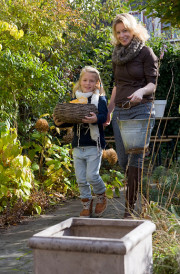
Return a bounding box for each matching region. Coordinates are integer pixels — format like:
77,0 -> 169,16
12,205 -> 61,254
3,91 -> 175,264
53,66 -> 108,218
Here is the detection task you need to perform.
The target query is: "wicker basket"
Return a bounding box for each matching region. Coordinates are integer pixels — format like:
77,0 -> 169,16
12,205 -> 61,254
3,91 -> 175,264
53,103 -> 98,123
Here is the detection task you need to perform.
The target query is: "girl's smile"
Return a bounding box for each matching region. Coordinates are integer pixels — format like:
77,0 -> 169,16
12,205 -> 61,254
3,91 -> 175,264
80,72 -> 97,93
115,22 -> 133,47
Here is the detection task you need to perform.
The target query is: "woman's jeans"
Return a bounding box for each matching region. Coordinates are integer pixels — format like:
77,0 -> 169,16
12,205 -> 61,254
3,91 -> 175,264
112,102 -> 155,171
73,146 -> 106,199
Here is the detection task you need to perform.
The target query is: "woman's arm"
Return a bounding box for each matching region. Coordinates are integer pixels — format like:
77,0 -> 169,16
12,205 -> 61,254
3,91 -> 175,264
128,47 -> 158,103
104,86 -> 116,126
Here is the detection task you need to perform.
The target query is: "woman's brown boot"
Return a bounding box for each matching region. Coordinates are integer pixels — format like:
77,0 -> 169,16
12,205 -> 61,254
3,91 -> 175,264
80,198 -> 93,218
124,166 -> 142,218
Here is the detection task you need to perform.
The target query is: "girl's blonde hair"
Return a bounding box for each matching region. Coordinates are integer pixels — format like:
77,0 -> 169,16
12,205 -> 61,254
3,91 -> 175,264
73,66 -> 105,96
112,13 -> 150,46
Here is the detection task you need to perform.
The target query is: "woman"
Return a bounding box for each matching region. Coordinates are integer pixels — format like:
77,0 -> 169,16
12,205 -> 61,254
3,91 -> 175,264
105,13 -> 158,218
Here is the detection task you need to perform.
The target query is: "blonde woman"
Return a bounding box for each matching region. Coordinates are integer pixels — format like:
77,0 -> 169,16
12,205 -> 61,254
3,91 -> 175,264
104,13 -> 158,218
54,66 -> 108,218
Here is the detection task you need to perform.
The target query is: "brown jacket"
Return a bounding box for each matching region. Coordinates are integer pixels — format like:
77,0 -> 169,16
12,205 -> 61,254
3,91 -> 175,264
113,46 -> 158,104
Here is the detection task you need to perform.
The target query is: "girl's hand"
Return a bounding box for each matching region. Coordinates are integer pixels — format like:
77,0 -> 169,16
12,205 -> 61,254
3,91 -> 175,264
127,88 -> 144,103
103,112 -> 111,126
82,112 -> 98,124
53,114 -> 63,126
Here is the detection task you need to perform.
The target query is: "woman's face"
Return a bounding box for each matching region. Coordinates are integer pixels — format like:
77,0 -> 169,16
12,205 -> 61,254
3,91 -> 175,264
115,22 -> 133,47
80,72 -> 97,93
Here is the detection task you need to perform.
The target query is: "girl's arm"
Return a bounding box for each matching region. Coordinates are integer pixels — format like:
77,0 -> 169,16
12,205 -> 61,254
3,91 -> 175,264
82,96 -> 108,124
53,115 -> 73,128
53,115 -> 64,126
53,98 -> 76,127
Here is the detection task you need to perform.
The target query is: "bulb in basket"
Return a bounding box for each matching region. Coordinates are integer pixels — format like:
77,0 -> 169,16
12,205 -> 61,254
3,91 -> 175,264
70,97 -> 88,104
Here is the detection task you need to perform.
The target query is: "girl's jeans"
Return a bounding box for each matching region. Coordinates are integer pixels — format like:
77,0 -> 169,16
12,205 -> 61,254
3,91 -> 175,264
112,102 -> 155,171
73,146 -> 106,199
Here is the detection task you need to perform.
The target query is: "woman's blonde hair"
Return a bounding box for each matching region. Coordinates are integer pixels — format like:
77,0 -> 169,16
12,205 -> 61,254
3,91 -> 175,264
112,13 -> 150,45
73,66 -> 105,96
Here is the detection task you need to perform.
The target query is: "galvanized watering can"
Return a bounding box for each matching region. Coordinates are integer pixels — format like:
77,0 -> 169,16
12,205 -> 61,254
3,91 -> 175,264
117,118 -> 154,154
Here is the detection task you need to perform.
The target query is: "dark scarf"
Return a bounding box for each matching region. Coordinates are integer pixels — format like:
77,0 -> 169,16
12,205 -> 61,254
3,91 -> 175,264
112,37 -> 144,65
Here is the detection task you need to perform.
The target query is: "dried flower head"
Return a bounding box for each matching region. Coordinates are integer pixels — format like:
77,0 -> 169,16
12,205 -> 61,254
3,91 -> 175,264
35,118 -> 49,132
62,128 -> 74,144
102,148 -> 118,165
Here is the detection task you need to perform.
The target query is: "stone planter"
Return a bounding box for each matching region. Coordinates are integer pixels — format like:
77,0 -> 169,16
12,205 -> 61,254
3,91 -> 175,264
29,218 -> 156,274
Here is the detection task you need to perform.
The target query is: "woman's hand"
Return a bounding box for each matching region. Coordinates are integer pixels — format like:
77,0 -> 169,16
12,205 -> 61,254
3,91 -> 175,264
82,112 -> 98,124
103,86 -> 116,126
128,83 -> 156,103
103,112 -> 111,126
127,88 -> 144,103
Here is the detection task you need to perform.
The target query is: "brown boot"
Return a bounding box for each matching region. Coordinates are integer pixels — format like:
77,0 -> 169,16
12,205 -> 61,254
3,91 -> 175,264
95,193 -> 107,217
80,198 -> 93,218
124,166 -> 142,218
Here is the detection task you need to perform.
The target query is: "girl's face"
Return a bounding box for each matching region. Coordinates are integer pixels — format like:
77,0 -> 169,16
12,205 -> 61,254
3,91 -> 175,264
115,22 -> 133,47
80,72 -> 97,93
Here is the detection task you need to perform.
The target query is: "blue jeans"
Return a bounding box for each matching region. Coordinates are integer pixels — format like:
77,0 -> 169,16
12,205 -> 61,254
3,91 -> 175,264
112,102 -> 155,171
73,146 -> 106,199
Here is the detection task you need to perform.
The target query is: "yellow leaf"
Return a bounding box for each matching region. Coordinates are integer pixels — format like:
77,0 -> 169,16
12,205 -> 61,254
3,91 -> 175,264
40,113 -> 50,118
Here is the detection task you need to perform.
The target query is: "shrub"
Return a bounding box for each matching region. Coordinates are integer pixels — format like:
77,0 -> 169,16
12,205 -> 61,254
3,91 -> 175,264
0,121 -> 34,213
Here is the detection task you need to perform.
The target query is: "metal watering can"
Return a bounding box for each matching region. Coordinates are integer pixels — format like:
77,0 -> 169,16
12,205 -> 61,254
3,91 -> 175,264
117,118 -> 155,154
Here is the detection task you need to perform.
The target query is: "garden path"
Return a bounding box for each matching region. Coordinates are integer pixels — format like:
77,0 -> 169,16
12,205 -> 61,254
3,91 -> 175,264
0,195 -> 126,273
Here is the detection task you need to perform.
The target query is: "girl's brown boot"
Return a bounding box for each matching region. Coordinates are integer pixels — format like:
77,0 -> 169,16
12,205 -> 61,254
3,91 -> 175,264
80,198 -> 93,218
95,193 -> 107,217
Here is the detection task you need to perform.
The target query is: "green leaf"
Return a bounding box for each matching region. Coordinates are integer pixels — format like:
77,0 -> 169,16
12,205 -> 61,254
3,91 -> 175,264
101,174 -> 111,182
22,156 -> 31,167
115,171 -> 125,180
171,205 -> 180,219
115,177 -> 124,187
111,180 -> 119,188
34,205 -> 41,215
115,188 -> 120,197
31,162 -> 39,171
0,185 -> 9,196
106,188 -> 113,199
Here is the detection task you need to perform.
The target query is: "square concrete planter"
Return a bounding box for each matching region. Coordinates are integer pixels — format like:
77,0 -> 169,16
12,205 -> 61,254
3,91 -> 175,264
29,218 -> 156,274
